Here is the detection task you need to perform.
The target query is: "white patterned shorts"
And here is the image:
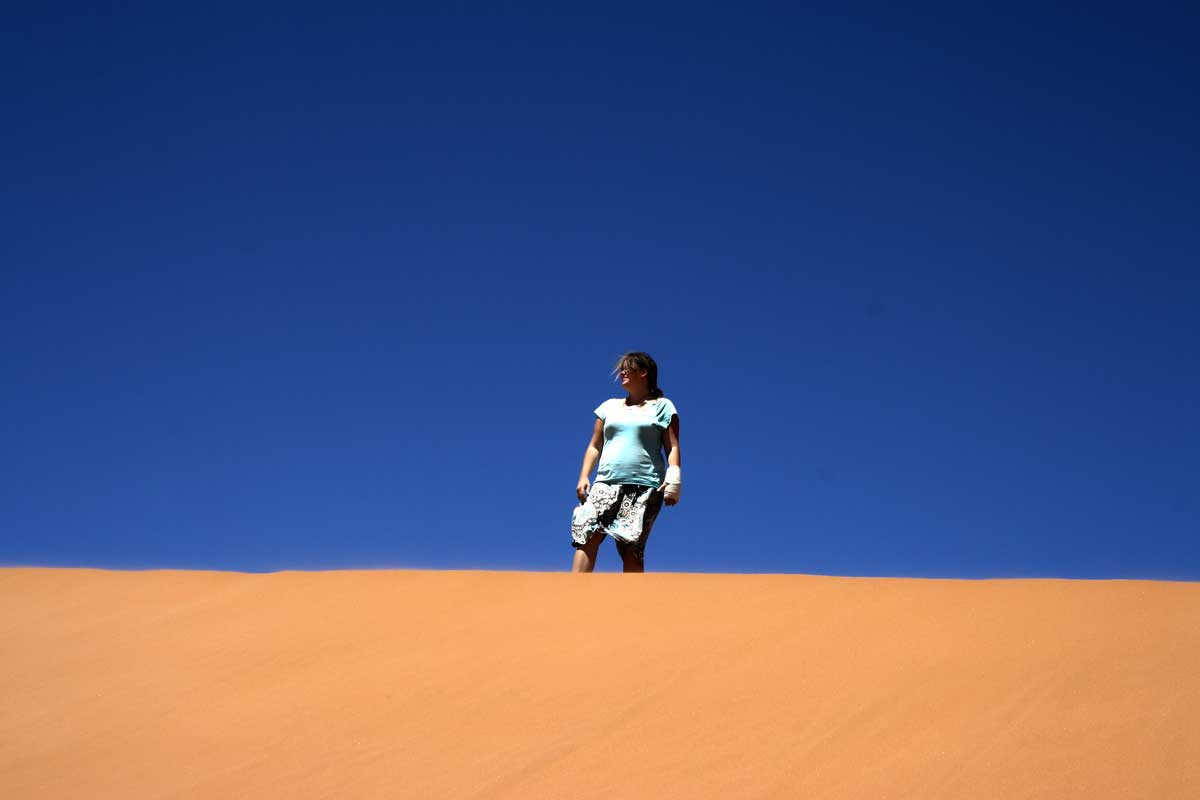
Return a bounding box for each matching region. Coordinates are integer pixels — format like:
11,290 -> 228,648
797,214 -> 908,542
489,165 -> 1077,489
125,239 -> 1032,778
571,482 -> 665,561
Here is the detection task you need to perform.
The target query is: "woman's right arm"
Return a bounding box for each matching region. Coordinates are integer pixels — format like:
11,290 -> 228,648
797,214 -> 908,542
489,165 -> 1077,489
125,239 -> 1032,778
577,417 -> 605,502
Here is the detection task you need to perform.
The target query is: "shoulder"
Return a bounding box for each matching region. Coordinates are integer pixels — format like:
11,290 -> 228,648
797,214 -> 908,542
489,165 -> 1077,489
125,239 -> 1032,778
653,396 -> 678,428
593,398 -> 619,418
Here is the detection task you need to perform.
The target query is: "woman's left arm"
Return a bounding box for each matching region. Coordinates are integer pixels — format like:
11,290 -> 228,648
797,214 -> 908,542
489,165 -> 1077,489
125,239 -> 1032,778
661,415 -> 681,505
663,415 -> 680,467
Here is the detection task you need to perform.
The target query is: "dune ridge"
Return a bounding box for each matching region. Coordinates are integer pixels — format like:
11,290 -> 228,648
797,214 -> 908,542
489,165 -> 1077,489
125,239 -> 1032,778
2,567 -> 1197,798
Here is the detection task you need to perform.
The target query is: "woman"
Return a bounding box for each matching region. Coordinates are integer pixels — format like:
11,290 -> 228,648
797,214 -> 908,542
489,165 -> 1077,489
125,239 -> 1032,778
571,351 -> 681,573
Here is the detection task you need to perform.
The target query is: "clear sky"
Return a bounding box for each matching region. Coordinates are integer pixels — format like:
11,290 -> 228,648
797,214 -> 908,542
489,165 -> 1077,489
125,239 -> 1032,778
3,3 -> 1197,577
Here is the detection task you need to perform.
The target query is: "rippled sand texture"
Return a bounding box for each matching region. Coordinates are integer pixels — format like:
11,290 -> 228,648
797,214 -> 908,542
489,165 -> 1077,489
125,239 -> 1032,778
2,568 -> 1197,798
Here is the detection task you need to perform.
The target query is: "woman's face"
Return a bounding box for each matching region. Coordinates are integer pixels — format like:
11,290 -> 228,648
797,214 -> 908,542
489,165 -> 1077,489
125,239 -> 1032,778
618,364 -> 648,390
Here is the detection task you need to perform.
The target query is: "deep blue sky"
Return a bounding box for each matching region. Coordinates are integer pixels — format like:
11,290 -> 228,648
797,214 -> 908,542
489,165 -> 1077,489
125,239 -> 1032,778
3,3 -> 1197,577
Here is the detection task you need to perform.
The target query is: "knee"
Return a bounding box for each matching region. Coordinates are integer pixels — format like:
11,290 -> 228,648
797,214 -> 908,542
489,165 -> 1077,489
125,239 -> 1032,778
616,543 -> 644,566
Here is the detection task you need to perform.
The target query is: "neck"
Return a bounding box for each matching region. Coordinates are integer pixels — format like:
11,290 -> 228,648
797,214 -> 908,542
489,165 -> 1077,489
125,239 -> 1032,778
626,389 -> 652,404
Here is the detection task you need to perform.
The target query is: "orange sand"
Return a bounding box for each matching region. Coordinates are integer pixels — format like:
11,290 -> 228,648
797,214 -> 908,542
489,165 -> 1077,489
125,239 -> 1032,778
2,568 -> 1197,798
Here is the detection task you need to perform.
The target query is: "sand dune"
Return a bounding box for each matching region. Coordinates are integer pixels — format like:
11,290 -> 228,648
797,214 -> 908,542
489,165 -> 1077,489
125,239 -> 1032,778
2,568 -> 1197,798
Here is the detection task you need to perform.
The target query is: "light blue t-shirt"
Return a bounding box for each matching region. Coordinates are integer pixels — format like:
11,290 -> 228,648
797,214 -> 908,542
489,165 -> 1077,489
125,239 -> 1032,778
593,397 -> 678,488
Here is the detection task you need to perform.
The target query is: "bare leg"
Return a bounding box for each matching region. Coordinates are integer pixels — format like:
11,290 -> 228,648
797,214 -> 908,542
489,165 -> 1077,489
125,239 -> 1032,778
620,553 -> 644,573
618,494 -> 658,574
618,541 -> 645,573
571,533 -> 605,573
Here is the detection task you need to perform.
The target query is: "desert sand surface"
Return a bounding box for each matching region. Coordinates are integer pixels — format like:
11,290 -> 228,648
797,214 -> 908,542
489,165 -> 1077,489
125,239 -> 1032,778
2,568 -> 1197,799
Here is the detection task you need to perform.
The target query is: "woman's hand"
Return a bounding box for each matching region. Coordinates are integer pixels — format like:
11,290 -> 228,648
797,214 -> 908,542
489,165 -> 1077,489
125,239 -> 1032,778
576,477 -> 590,504
660,465 -> 681,506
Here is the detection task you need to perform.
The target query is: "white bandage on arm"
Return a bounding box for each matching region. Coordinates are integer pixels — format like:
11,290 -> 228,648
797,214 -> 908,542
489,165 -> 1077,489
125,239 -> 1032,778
663,465 -> 681,501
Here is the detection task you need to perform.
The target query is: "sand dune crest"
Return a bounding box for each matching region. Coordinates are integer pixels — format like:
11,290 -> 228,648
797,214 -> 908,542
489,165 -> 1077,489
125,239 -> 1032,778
2,568 -> 1197,798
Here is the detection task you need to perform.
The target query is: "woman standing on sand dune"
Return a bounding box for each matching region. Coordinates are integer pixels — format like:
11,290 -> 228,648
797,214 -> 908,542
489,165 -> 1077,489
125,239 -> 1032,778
571,352 -> 681,573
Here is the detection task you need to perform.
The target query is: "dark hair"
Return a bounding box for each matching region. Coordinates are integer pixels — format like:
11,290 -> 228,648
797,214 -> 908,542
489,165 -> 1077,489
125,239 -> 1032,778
612,351 -> 664,399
